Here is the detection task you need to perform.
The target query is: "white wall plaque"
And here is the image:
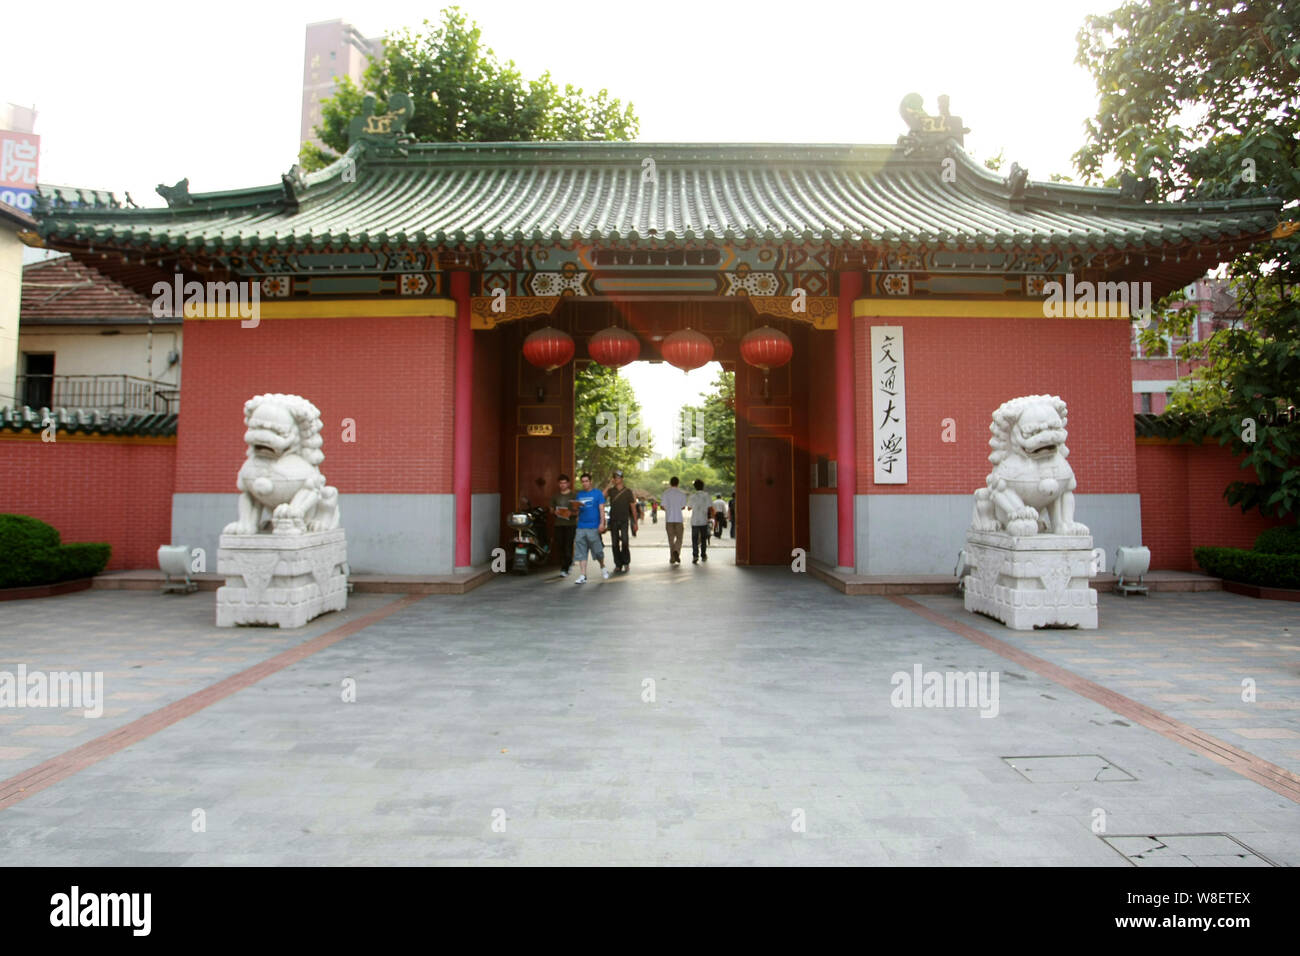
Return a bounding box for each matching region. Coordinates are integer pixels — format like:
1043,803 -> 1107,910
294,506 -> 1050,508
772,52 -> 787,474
870,326 -> 907,483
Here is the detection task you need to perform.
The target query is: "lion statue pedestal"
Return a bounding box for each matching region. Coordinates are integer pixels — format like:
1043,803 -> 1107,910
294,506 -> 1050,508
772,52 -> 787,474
963,395 -> 1099,630
215,393 -> 348,628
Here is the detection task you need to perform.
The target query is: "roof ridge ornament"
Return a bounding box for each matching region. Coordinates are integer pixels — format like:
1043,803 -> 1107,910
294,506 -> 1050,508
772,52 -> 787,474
347,92 -> 415,147
898,93 -> 970,155
156,178 -> 193,208
1119,172 -> 1156,202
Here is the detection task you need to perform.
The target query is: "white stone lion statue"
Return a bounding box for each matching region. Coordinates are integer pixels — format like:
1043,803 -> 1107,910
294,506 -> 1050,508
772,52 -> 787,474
970,394 -> 1089,537
223,393 -> 340,535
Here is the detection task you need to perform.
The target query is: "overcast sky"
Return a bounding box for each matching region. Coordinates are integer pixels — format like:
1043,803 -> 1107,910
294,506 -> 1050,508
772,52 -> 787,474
3,0 -> 1123,455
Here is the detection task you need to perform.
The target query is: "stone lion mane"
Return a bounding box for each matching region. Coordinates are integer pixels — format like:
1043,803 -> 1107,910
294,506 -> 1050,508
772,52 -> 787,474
243,392 -> 325,464
987,394 -> 1069,464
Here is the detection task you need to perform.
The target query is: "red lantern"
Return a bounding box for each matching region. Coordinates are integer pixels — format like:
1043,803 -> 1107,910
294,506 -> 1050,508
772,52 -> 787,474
587,326 -> 641,368
739,326 -> 793,372
522,326 -> 574,372
661,328 -> 714,372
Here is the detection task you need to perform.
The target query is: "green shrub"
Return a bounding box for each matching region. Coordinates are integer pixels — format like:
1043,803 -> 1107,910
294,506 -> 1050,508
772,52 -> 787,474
1254,525 -> 1300,556
1194,546 -> 1300,590
0,514 -> 111,589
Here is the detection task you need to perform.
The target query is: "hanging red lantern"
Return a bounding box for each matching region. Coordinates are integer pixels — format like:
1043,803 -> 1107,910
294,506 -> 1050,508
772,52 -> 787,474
587,326 -> 641,368
739,326 -> 793,371
661,328 -> 714,372
522,326 -> 574,372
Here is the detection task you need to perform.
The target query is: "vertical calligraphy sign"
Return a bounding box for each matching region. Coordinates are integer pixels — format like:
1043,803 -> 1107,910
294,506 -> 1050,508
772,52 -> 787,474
870,326 -> 907,483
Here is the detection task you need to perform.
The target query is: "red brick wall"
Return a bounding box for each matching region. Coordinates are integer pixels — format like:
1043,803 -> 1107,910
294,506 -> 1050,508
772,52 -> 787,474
472,328 -> 501,494
856,316 -> 1136,494
0,436 -> 175,570
177,316 -> 455,494
1136,441 -> 1286,570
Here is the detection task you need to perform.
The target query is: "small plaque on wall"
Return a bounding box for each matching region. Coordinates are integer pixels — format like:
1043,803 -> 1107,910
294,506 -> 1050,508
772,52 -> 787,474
526,424 -> 553,436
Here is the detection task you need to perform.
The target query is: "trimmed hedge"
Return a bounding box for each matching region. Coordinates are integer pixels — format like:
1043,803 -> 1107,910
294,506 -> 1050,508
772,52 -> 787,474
0,515 -> 112,589
1194,546 -> 1300,590
1254,525 -> 1300,556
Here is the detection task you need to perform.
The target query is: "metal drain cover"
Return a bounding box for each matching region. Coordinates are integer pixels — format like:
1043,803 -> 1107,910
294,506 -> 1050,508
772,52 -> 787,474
1103,833 -> 1276,867
1002,754 -> 1136,783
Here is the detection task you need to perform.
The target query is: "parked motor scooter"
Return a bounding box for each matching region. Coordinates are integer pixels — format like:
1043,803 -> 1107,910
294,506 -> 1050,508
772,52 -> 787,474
507,506 -> 551,573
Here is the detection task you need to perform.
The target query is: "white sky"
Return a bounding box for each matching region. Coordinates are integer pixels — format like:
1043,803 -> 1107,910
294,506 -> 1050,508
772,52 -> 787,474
3,0 -> 1121,451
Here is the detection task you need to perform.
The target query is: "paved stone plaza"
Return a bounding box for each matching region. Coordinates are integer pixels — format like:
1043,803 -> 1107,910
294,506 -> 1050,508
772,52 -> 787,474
0,554 -> 1297,866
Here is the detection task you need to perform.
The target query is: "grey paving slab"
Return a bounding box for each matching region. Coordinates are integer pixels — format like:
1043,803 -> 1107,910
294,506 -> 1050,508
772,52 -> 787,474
0,565 -> 1297,865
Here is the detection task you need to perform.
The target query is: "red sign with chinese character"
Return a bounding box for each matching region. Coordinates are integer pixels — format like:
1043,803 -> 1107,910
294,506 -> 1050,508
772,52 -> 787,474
0,130 -> 40,212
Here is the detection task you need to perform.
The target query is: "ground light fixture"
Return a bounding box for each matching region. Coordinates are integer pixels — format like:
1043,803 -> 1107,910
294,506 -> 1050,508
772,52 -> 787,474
157,544 -> 198,594
1113,546 -> 1151,596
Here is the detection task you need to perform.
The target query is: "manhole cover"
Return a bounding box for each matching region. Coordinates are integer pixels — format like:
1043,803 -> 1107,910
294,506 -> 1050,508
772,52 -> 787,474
1102,833 -> 1276,867
1002,754 -> 1135,783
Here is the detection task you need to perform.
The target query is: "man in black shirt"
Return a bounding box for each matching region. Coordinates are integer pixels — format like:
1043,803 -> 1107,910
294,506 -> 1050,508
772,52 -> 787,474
607,470 -> 638,573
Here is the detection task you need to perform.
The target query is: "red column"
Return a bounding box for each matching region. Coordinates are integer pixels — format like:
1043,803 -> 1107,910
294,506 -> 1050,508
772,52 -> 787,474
452,271 -> 473,569
836,271 -> 861,570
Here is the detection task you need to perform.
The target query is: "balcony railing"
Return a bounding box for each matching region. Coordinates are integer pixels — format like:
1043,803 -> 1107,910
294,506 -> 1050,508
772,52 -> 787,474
13,375 -> 180,415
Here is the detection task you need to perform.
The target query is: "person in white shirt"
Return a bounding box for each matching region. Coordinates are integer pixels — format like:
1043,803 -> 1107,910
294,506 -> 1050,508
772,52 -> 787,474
686,479 -> 714,564
711,495 -> 728,538
659,476 -> 688,565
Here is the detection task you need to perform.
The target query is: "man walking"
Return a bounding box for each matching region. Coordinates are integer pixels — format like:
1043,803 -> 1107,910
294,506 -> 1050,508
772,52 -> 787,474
550,474 -> 577,577
712,493 -> 728,538
687,479 -> 714,564
607,469 -> 638,574
661,476 -> 687,565
571,472 -> 610,583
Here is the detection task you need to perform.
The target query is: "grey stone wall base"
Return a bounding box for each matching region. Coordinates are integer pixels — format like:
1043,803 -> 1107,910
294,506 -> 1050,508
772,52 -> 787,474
962,531 -> 1098,630
216,529 -> 348,628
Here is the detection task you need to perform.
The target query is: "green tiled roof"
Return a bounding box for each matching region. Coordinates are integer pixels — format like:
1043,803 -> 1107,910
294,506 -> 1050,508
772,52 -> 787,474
0,406 -> 177,437
34,141 -> 1280,252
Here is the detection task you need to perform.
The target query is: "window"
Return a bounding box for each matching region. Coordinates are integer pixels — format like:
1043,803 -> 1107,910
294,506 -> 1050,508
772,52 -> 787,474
1140,393 -> 1152,414
21,353 -> 54,408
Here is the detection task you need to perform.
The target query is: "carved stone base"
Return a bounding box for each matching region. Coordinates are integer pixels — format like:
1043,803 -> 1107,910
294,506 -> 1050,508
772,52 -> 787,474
963,531 -> 1098,630
216,530 -> 347,628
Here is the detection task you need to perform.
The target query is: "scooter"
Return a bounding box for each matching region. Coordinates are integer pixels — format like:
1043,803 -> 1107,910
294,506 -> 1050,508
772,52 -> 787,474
507,506 -> 551,573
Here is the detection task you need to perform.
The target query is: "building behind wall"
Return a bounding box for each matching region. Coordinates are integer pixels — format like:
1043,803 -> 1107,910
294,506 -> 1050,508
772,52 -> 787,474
300,19 -> 383,152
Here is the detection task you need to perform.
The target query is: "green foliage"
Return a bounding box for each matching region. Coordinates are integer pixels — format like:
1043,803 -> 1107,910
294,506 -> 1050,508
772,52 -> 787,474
1194,546 -> 1300,590
680,368 -> 735,484
300,7 -> 639,170
573,363 -> 652,483
639,455 -> 725,495
1075,0 -> 1300,518
0,515 -> 111,589
1255,524 -> 1300,555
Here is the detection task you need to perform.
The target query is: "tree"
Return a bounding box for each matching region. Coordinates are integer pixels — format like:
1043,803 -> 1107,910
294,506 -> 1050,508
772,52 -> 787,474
640,454 -> 723,495
680,369 -> 736,484
1075,0 -> 1299,519
300,7 -> 639,170
574,363 -> 653,483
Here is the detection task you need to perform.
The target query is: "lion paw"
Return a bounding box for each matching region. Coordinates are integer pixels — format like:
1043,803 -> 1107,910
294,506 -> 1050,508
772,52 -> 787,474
1061,521 -> 1090,535
223,521 -> 256,535
1007,518 -> 1039,536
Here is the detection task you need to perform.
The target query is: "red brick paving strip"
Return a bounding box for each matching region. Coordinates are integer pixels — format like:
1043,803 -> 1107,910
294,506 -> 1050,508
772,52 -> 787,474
892,596 -> 1300,804
0,594 -> 427,812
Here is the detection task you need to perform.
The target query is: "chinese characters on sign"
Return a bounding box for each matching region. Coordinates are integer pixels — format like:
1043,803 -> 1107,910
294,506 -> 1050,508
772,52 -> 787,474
870,326 -> 907,483
0,131 -> 40,213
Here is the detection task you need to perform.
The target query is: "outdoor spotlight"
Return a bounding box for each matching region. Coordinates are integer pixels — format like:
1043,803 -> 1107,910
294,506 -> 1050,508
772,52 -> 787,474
1113,546 -> 1151,597
157,545 -> 198,594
